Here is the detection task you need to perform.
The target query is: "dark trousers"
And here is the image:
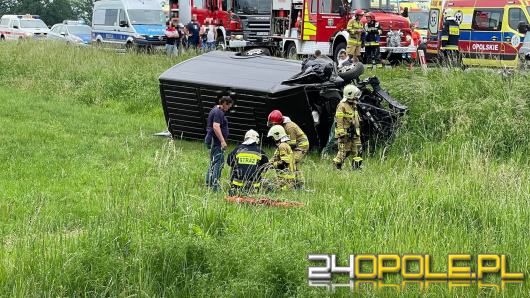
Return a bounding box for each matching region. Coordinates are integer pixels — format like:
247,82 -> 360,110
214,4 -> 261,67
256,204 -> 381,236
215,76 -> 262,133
365,46 -> 381,64
206,144 -> 224,191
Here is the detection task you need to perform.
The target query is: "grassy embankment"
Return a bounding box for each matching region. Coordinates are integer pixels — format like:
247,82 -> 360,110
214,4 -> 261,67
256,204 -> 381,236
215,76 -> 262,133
0,41 -> 529,297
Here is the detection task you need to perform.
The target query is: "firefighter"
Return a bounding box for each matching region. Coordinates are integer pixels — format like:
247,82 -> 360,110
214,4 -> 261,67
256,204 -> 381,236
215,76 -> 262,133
440,9 -> 460,64
333,84 -> 363,170
267,110 -> 308,187
267,110 -> 309,163
364,12 -> 382,67
347,9 -> 365,63
267,125 -> 297,190
227,129 -> 269,195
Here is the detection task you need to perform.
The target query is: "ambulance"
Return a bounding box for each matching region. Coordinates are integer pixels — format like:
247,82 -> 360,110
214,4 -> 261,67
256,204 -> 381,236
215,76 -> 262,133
426,0 -> 530,67
0,15 -> 50,41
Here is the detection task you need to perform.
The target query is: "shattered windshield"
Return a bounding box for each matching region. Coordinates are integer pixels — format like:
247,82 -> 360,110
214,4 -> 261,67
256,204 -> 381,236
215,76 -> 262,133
234,0 -> 272,14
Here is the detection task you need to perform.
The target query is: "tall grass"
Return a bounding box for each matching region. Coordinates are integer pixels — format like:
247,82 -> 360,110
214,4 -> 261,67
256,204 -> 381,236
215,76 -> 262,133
0,41 -> 529,297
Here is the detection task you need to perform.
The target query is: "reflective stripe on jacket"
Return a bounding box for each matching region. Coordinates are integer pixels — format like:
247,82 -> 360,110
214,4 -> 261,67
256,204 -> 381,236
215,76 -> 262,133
272,142 -> 296,179
227,144 -> 269,186
283,121 -> 309,151
335,101 -> 361,138
347,19 -> 364,46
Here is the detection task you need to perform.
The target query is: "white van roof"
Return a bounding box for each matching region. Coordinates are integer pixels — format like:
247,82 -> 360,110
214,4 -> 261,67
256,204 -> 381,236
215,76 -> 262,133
93,0 -> 163,10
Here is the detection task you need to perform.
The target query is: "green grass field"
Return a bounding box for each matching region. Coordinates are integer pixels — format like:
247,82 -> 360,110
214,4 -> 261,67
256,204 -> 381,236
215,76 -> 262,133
0,41 -> 529,297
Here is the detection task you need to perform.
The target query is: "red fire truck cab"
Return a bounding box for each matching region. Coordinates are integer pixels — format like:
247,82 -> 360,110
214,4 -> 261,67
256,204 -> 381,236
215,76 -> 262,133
270,0 -> 415,60
169,0 -> 272,50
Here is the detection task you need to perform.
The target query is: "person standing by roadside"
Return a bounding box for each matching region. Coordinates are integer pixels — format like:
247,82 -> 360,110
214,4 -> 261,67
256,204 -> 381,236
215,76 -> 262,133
164,21 -> 179,56
206,19 -> 217,51
176,22 -> 186,53
186,14 -> 201,49
205,96 -> 233,191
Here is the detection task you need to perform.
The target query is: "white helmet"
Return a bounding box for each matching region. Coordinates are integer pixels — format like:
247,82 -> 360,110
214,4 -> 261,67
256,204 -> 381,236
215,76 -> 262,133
267,125 -> 287,141
343,84 -> 362,101
243,129 -> 260,144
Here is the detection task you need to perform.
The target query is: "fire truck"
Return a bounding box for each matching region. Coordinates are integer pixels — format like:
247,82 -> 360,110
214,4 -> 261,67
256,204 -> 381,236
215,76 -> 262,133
269,0 -> 415,60
168,0 -> 273,52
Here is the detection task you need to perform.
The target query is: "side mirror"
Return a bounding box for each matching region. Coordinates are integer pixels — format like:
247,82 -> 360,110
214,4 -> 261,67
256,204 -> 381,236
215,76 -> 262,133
518,22 -> 528,34
119,20 -> 129,27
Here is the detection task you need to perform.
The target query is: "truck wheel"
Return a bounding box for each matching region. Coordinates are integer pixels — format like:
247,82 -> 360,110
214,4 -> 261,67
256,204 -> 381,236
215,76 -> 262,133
0,35 -> 5,41
96,39 -> 102,47
285,42 -> 297,59
333,41 -> 346,62
216,35 -> 226,50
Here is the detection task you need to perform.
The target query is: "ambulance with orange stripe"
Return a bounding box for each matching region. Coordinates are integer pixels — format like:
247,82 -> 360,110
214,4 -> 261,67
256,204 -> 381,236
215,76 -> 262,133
0,15 -> 50,41
426,0 -> 530,67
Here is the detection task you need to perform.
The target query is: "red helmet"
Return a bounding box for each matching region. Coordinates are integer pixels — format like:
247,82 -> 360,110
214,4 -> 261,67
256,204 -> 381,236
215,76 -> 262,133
365,12 -> 375,20
354,9 -> 364,16
267,110 -> 283,126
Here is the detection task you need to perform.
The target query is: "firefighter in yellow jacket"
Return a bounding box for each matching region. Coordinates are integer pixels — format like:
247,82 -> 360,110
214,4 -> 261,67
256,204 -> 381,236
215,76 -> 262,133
267,110 -> 309,162
333,84 -> 363,170
267,125 -> 297,190
346,9 -> 365,63
267,110 -> 308,187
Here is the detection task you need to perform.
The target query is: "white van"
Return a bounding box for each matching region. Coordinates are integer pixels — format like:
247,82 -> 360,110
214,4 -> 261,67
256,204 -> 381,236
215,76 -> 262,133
92,0 -> 166,48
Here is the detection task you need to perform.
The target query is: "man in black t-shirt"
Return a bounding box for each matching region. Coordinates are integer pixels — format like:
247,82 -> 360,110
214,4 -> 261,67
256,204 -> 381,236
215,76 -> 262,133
186,14 -> 201,49
205,96 -> 233,191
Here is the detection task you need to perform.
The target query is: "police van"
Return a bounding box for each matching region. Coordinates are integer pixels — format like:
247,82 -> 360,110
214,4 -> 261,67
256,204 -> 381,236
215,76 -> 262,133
92,0 -> 166,49
0,15 -> 50,41
426,0 -> 530,67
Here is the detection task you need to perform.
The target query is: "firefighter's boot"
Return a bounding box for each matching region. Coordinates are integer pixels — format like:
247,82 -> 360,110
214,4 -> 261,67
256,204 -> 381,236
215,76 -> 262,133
352,157 -> 363,170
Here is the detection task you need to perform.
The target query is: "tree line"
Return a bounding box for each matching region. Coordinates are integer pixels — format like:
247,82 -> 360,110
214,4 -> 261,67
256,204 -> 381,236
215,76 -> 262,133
0,0 -> 94,26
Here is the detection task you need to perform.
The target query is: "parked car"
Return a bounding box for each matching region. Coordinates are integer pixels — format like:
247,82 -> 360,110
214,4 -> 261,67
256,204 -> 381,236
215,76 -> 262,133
0,15 -> 49,41
48,21 -> 92,45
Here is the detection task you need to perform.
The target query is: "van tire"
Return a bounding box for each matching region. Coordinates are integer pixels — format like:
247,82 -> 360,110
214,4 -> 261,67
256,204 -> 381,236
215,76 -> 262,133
96,39 -> 102,47
0,35 -> 5,41
125,42 -> 134,52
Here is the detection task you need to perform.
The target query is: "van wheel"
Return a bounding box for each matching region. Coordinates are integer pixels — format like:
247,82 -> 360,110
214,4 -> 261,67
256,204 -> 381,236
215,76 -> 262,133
285,42 -> 298,59
333,41 -> 346,62
96,39 -> 102,47
125,42 -> 134,52
0,35 -> 5,41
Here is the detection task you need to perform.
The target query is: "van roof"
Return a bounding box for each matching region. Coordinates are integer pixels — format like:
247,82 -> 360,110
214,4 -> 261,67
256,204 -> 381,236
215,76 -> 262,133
94,0 -> 163,10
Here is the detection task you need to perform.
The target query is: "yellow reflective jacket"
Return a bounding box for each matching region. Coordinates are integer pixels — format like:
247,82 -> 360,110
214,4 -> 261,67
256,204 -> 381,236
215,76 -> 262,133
272,142 -> 296,179
283,121 -> 309,151
335,100 -> 361,138
347,19 -> 364,46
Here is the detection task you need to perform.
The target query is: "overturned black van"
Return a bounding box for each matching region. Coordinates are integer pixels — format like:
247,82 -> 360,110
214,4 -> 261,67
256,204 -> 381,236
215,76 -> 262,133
159,51 -> 406,150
